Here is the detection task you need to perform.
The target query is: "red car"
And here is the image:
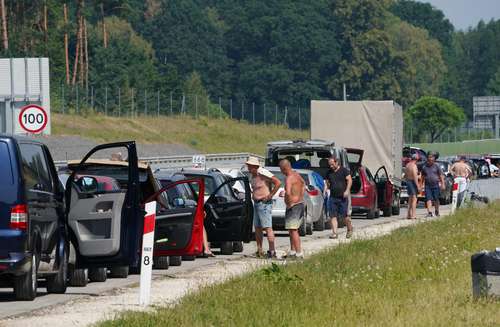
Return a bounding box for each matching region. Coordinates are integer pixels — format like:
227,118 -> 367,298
347,148 -> 399,218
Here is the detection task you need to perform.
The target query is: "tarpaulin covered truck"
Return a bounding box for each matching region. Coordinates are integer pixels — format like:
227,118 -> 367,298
310,100 -> 403,216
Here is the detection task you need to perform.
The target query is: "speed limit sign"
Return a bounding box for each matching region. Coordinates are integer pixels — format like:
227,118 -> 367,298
18,105 -> 48,134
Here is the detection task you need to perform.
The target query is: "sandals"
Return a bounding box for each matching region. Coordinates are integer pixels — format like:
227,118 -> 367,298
202,251 -> 216,258
329,233 -> 338,239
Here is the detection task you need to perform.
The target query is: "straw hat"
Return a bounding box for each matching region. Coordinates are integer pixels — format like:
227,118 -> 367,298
245,156 -> 260,167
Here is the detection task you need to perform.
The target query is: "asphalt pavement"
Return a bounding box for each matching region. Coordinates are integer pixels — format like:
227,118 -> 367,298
0,203 -> 450,321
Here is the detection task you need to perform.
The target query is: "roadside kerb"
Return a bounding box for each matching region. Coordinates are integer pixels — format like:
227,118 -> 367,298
1,211 -> 450,327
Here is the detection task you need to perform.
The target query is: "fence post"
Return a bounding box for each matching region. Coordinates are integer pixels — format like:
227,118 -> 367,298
157,90 -> 160,117
195,95 -> 198,119
105,87 -> 108,116
275,104 -> 278,125
131,89 -> 135,118
170,91 -> 173,116
207,96 -> 210,119
61,83 -> 65,114
242,101 -> 245,120
76,86 -> 79,114
299,105 -> 302,130
284,106 -> 288,126
264,103 -> 266,125
230,99 -> 233,119
219,97 -> 222,119
252,102 -> 255,125
90,86 -> 94,112
118,87 -> 121,117
144,90 -> 148,116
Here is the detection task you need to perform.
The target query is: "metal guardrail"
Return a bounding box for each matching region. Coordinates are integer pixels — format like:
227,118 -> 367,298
55,152 -> 265,169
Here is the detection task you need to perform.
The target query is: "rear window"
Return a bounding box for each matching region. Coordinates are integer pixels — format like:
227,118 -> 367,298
0,141 -> 14,185
19,143 -> 53,192
271,149 -> 331,168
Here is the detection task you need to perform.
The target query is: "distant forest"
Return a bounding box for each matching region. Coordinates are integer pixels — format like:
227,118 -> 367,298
1,0 -> 500,124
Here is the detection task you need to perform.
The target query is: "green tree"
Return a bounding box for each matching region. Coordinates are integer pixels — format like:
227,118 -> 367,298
406,96 -> 466,142
487,68 -> 500,95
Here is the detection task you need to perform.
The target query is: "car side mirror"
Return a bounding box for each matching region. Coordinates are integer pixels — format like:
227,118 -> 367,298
173,198 -> 185,207
77,176 -> 98,194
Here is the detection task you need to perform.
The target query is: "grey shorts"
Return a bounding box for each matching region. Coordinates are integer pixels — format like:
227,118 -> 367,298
285,203 -> 305,230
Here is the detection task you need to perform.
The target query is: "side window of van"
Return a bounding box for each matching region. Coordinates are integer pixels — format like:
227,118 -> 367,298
19,144 -> 53,193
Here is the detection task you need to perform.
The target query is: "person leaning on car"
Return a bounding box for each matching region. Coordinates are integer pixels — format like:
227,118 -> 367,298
246,156 -> 281,258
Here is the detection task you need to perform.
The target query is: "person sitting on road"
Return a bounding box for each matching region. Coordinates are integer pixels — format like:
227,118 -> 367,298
246,156 -> 281,258
326,157 -> 353,239
422,153 -> 445,217
450,156 -> 472,208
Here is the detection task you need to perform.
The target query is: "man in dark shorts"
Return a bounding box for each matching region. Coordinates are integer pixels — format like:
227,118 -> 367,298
326,157 -> 353,239
422,153 -> 445,217
405,153 -> 421,219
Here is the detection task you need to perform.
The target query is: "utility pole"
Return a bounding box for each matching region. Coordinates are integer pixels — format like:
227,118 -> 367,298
343,83 -> 347,101
63,3 -> 70,85
252,102 -> 255,125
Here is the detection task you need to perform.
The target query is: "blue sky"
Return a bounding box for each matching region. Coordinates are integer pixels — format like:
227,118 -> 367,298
417,0 -> 500,30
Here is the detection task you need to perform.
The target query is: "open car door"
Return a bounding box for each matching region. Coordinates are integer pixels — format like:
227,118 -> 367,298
144,179 -> 205,257
205,177 -> 253,243
374,166 -> 393,213
65,141 -> 143,268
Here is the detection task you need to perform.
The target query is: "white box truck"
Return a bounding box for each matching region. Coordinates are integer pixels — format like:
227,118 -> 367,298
310,100 -> 403,216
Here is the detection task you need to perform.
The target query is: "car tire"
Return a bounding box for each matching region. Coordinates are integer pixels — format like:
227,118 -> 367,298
109,266 -> 129,278
382,206 -> 392,217
46,245 -> 68,293
69,267 -> 88,286
220,242 -> 234,255
232,241 -> 244,253
392,194 -> 401,215
14,252 -> 38,301
153,256 -> 169,270
313,209 -> 326,231
367,207 -> 377,219
306,223 -> 313,235
298,217 -> 307,236
169,256 -> 182,266
182,255 -> 196,261
88,267 -> 107,282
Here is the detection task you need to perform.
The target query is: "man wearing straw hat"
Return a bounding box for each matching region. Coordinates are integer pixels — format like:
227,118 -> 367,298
246,156 -> 281,258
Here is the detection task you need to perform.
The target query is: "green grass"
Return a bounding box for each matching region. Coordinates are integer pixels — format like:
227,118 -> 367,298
99,203 -> 500,327
52,113 -> 308,155
409,140 -> 500,156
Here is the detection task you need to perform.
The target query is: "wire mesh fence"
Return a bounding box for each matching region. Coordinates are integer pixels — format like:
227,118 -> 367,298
53,84 -> 311,130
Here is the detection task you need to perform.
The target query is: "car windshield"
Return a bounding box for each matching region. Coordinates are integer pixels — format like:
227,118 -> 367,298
159,179 -> 196,203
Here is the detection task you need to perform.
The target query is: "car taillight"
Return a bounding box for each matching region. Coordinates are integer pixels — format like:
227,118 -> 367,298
10,204 -> 28,230
307,189 -> 319,196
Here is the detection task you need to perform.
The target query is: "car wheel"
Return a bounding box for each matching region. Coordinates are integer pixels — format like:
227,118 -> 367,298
232,241 -> 244,253
298,217 -> 307,236
109,266 -> 129,278
220,242 -> 234,255
392,194 -> 401,215
169,256 -> 182,266
306,223 -> 313,235
46,244 -> 68,293
367,207 -> 377,219
313,209 -> 326,231
182,255 -> 196,261
153,256 -> 169,270
382,206 -> 392,217
69,267 -> 88,286
14,252 -> 38,301
88,267 -> 107,282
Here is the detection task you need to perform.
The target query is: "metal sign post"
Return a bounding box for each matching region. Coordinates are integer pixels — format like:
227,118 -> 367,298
139,201 -> 156,306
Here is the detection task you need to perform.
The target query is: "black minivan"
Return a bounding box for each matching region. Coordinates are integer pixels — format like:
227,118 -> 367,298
0,135 -> 68,300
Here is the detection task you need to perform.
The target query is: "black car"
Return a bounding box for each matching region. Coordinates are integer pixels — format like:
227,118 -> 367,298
436,160 -> 453,204
160,168 -> 253,255
0,135 -> 68,300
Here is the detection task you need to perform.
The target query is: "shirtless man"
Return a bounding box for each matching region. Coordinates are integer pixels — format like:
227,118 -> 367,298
450,156 -> 472,208
246,156 -> 281,258
279,159 -> 305,259
405,154 -> 421,219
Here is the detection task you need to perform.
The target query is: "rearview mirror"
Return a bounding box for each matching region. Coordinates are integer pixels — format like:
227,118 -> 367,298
76,176 -> 98,194
306,184 -> 315,192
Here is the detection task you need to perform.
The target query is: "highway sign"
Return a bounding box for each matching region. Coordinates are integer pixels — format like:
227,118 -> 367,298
18,104 -> 48,134
192,154 -> 206,168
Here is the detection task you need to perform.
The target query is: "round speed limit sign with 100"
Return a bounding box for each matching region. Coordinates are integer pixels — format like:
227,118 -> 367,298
19,104 -> 48,134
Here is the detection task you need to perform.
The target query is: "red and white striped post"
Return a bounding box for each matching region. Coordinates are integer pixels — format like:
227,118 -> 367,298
451,182 -> 459,214
139,201 -> 156,306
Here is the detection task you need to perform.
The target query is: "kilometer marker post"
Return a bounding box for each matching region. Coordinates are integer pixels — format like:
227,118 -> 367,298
450,182 -> 458,214
139,201 -> 156,306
